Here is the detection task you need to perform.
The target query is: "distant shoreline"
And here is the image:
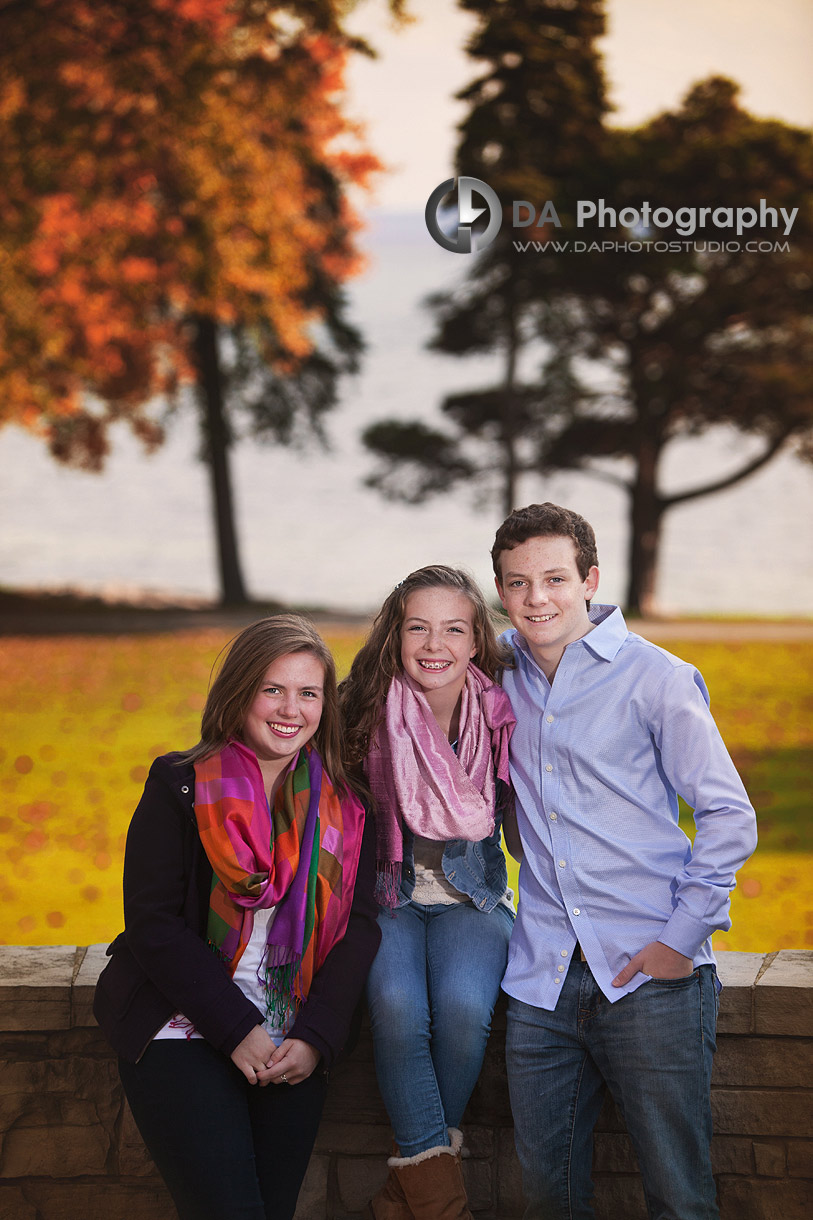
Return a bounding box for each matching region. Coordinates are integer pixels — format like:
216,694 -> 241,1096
1,586 -> 811,640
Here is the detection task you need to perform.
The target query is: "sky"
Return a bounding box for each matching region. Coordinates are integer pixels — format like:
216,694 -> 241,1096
345,0 -> 813,211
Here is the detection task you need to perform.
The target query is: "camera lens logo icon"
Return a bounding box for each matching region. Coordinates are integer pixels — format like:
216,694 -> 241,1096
425,177 -> 502,253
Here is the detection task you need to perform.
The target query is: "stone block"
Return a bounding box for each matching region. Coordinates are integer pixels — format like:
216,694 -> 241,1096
0,946 -> 75,1030
0,1054 -> 119,1177
462,1125 -> 495,1159
717,1176 -> 813,1220
787,1139 -> 813,1178
1,1119 -> 109,1178
314,1119 -> 391,1156
72,944 -> 108,1027
593,1175 -> 648,1220
713,1036 -> 813,1088
293,1153 -> 329,1220
322,1059 -> 387,1126
711,1136 -> 755,1175
712,1089 -> 811,1137
495,1127 -> 524,1218
462,1155 -> 493,1211
336,1155 -> 387,1213
23,1180 -> 177,1220
465,1040 -> 512,1125
0,1185 -> 37,1219
753,1140 -> 787,1176
117,1101 -> 161,1178
715,952 -> 763,1034
755,951 -> 813,1037
593,1132 -> 638,1174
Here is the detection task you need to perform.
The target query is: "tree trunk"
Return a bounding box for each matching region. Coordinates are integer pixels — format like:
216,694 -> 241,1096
193,315 -> 249,606
626,431 -> 664,617
499,299 -> 521,518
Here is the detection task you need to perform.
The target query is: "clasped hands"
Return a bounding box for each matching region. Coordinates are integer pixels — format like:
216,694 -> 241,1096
230,1027 -> 320,1086
612,940 -> 693,988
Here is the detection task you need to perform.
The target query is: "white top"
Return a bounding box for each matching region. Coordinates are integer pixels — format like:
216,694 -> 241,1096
153,907 -> 290,1045
411,835 -> 470,906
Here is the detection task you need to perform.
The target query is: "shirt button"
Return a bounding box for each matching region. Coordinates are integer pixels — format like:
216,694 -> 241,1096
545,764 -> 553,773
554,977 -> 561,985
557,964 -> 565,972
549,811 -> 558,821
561,949 -> 568,957
181,786 -> 190,794
573,908 -> 581,916
558,859 -> 566,868
546,715 -> 554,724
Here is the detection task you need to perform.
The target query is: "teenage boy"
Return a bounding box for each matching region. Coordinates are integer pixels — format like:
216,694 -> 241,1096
492,502 -> 757,1220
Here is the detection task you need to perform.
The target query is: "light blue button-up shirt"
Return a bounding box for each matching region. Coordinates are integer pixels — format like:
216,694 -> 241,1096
501,604 -> 757,1010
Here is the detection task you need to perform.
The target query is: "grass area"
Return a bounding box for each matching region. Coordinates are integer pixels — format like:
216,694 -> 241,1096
1,629 -> 811,952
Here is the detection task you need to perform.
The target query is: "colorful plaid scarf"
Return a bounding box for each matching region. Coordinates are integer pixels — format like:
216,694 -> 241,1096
365,663 -> 515,907
194,739 -> 365,1021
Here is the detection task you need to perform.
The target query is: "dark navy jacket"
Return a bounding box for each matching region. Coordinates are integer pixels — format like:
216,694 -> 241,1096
93,754 -> 381,1067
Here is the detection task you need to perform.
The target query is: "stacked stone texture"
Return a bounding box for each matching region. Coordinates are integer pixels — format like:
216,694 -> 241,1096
0,947 -> 810,1219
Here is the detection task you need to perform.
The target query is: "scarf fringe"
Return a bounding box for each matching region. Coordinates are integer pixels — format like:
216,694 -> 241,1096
262,946 -> 304,1025
375,860 -> 402,909
207,940 -> 233,967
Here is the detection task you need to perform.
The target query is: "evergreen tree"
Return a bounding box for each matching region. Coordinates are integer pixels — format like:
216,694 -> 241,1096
363,2 -> 813,613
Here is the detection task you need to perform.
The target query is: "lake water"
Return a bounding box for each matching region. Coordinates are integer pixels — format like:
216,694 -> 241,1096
1,211 -> 811,616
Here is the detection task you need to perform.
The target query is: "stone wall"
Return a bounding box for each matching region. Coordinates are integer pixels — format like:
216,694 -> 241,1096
0,946 -> 810,1220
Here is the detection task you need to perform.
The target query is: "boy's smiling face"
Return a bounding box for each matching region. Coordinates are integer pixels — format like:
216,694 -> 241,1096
496,534 -> 599,674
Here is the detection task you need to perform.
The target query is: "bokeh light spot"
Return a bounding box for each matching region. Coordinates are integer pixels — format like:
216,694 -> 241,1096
18,915 -> 35,933
129,765 -> 148,784
742,877 -> 762,898
14,755 -> 33,774
46,911 -> 66,928
122,693 -> 143,712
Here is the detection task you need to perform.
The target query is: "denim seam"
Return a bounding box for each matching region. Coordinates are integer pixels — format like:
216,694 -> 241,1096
566,1053 -> 590,1220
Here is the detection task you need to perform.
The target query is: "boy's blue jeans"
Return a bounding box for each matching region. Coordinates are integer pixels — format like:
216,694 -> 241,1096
367,898 -> 512,1155
506,958 -> 719,1220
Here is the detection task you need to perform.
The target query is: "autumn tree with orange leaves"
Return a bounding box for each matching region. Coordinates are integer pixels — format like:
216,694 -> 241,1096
0,0 -> 394,602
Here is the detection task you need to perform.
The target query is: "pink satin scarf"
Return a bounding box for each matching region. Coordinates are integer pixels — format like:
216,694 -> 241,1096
365,663 -> 515,906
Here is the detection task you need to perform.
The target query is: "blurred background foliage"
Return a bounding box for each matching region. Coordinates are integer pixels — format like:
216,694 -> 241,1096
1,627 -> 810,951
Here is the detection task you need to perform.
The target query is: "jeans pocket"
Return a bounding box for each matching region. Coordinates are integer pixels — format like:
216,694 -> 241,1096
647,968 -> 699,988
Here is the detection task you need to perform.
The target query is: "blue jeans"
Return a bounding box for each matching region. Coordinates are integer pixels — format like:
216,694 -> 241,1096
119,1039 -> 327,1220
367,899 -> 513,1156
506,959 -> 719,1220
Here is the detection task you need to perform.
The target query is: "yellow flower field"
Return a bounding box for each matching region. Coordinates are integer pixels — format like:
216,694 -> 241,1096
1,628 -> 811,952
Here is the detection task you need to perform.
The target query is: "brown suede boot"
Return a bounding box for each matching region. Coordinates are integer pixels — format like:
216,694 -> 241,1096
364,1142 -> 412,1220
364,1167 -> 412,1220
387,1128 -> 472,1220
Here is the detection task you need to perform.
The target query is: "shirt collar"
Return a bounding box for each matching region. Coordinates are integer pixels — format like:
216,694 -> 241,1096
580,604 -> 628,661
508,603 -> 628,670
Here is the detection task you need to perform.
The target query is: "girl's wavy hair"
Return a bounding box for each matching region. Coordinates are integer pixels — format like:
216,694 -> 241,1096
181,614 -> 351,796
339,565 -> 512,770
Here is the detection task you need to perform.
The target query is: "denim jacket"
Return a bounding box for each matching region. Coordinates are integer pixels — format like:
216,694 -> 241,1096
396,809 -> 513,914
